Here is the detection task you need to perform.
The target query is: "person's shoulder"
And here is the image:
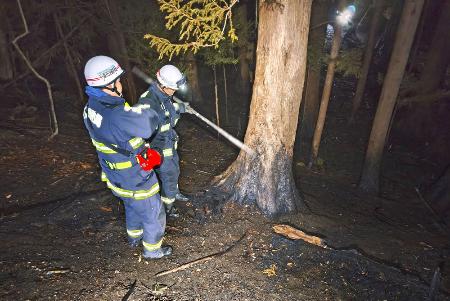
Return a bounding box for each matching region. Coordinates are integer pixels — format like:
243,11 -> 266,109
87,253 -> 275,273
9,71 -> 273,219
139,89 -> 159,106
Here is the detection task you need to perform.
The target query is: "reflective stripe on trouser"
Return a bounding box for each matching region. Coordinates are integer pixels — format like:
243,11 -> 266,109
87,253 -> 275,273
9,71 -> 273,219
101,172 -> 159,200
161,196 -> 175,205
127,229 -> 143,238
122,193 -> 166,251
156,150 -> 180,199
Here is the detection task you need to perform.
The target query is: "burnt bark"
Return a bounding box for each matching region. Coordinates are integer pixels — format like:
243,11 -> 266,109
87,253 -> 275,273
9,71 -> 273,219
105,0 -> 137,103
359,0 -> 425,195
214,0 -> 312,217
350,0 -> 385,123
300,0 -> 328,143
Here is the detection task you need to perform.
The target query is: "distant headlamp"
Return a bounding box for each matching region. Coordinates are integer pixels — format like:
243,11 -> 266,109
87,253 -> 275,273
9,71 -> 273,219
176,76 -> 187,91
336,5 -> 356,26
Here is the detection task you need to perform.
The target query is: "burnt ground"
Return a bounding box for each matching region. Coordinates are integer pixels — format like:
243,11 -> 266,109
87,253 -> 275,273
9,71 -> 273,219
1,85 -> 450,301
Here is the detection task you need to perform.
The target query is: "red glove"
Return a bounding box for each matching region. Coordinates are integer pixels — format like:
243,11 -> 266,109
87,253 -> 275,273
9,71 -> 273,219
136,147 -> 162,171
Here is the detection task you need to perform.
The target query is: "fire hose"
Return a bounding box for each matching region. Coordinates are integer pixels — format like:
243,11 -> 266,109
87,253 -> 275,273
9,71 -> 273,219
132,67 -> 255,157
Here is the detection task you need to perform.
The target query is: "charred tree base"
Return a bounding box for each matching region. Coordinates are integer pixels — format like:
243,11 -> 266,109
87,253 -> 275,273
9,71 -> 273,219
211,151 -> 302,218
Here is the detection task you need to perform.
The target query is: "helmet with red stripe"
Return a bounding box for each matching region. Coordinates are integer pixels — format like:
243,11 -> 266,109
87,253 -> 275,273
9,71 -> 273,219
84,55 -> 124,87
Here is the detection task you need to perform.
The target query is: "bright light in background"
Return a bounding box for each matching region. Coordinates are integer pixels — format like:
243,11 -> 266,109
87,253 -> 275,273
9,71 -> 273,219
178,83 -> 187,91
336,4 -> 356,26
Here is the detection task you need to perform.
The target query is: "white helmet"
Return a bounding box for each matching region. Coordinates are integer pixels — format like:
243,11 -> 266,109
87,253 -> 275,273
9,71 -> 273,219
84,55 -> 124,87
156,65 -> 186,90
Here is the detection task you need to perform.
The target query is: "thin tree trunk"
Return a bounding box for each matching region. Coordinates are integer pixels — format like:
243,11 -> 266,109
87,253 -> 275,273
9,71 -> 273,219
301,0 -> 328,144
105,0 -> 137,103
185,52 -> 203,103
53,12 -> 84,105
13,0 -> 58,139
213,66 -> 220,128
349,0 -> 384,124
359,0 -> 425,194
0,4 -> 13,80
214,0 -> 312,217
236,2 -> 251,97
414,0 -> 450,94
308,0 -> 346,168
407,0 -> 429,74
223,65 -> 229,123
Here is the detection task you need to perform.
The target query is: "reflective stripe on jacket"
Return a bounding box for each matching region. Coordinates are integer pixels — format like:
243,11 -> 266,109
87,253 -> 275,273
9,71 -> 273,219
138,82 -> 185,156
83,86 -> 161,195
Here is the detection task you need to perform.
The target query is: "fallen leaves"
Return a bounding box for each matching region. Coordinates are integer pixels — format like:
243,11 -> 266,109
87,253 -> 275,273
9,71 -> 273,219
262,264 -> 277,277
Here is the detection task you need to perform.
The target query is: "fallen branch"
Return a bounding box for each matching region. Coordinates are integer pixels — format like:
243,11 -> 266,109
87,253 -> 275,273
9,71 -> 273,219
12,0 -> 58,140
155,231 -> 247,277
273,224 -> 450,296
273,224 -> 328,249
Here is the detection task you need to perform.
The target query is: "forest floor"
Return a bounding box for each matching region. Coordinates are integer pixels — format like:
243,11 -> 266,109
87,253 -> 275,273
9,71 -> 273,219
0,85 -> 449,301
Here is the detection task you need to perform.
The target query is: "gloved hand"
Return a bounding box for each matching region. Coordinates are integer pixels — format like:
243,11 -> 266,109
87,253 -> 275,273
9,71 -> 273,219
183,102 -> 194,114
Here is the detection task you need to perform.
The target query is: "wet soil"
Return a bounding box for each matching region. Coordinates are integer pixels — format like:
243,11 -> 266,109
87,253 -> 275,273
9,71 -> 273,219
0,88 -> 449,301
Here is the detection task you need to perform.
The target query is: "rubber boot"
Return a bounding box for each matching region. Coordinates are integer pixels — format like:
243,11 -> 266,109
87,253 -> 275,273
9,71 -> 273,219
143,245 -> 173,259
175,192 -> 189,202
165,203 -> 179,218
128,237 -> 142,249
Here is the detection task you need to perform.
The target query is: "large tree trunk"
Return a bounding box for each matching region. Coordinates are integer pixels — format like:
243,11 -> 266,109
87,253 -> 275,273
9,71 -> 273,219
308,0 -> 346,167
413,0 -> 450,94
185,52 -> 203,104
0,4 -> 13,81
349,0 -> 385,123
105,0 -> 137,103
300,0 -> 328,144
359,0 -> 425,194
214,0 -> 312,217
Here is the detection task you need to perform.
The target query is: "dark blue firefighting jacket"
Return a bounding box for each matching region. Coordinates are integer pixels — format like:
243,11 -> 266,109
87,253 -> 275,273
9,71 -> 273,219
138,82 -> 186,156
83,86 -> 161,199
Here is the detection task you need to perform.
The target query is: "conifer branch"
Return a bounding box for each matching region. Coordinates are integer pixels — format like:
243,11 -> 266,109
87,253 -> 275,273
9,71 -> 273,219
145,0 -> 239,60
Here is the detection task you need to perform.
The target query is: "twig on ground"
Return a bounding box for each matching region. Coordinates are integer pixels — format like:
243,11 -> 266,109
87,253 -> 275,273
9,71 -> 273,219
197,169 -> 213,175
155,231 -> 247,277
45,268 -> 71,276
50,177 -> 66,186
121,279 -> 137,301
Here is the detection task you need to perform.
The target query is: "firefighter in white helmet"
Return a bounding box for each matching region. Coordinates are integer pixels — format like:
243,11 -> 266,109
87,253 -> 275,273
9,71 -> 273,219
138,65 -> 190,218
83,55 -> 172,259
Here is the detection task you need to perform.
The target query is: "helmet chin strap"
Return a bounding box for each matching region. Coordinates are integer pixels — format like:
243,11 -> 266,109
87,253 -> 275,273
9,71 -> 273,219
102,82 -> 123,97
